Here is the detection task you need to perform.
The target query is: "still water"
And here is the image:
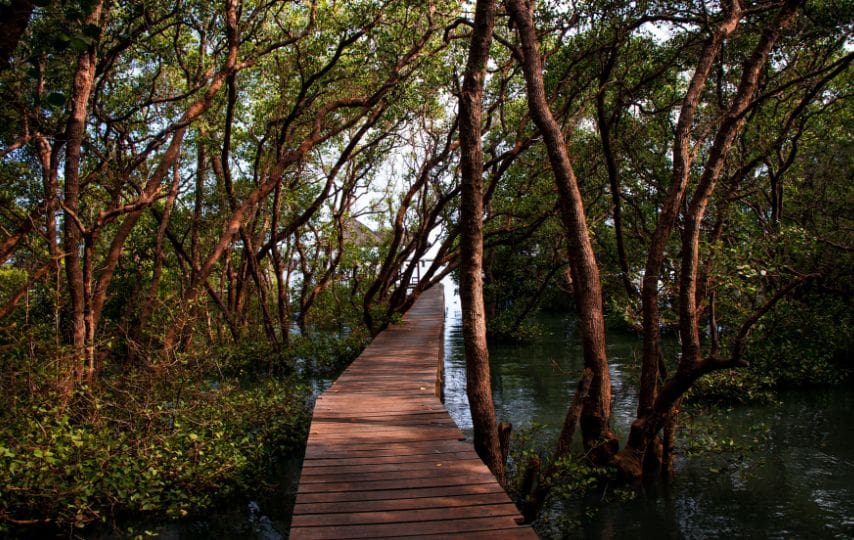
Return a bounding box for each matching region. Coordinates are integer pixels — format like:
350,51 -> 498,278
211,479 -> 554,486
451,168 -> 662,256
443,289 -> 854,539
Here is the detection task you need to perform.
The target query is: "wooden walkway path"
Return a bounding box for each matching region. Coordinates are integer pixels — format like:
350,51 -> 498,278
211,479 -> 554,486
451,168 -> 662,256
291,286 -> 537,539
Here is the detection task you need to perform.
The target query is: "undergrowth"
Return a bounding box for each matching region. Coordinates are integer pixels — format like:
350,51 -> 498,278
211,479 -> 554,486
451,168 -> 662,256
0,330 -> 369,536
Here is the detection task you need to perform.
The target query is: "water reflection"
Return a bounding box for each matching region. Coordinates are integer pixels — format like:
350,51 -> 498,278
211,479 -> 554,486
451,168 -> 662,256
443,288 -> 645,440
443,289 -> 854,539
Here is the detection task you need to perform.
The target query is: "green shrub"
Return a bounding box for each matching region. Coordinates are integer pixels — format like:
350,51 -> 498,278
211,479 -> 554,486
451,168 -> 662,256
487,315 -> 544,343
689,293 -> 852,404
0,377 -> 310,531
689,369 -> 777,405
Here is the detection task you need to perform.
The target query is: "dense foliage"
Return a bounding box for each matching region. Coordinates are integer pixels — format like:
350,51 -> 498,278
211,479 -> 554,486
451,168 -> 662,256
0,376 -> 309,531
0,0 -> 851,532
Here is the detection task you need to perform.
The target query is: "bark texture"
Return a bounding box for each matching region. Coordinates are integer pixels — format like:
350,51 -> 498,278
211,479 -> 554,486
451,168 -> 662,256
62,0 -> 105,377
506,0 -> 617,462
638,0 -> 743,421
617,0 -> 805,481
458,0 -> 506,486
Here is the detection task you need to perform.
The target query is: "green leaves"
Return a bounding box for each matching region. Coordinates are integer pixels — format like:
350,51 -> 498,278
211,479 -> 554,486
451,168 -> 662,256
45,91 -> 66,107
0,378 -> 311,530
55,27 -> 99,53
81,23 -> 100,40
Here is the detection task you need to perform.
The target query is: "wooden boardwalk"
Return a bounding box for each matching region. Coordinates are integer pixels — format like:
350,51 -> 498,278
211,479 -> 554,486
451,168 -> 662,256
291,286 -> 537,539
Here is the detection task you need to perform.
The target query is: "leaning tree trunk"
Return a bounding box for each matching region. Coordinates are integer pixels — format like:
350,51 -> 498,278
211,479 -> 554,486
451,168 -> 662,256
630,0 -> 743,478
458,0 -> 506,485
616,0 -> 803,482
595,46 -> 636,299
506,0 -> 618,463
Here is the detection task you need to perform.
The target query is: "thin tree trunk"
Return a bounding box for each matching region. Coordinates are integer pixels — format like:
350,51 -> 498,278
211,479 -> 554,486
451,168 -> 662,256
638,0 -> 742,424
595,47 -> 635,299
617,2 -> 803,481
62,0 -> 104,378
292,233 -> 308,333
155,212 -> 240,341
190,130 -> 207,267
521,368 -> 593,523
679,0 -> 802,369
132,160 -> 182,358
509,262 -> 561,337
661,397 -> 682,479
0,263 -> 51,321
215,71 -> 279,347
458,0 -> 505,486
35,135 -> 62,344
82,232 -> 96,377
271,178 -> 291,345
361,118 -> 442,332
555,368 -> 594,462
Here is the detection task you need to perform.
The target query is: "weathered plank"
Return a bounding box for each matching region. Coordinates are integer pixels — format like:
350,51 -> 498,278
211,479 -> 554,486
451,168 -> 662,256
293,482 -> 507,506
291,502 -> 522,527
300,451 -> 479,469
292,492 -> 512,515
291,516 -> 529,539
291,286 -> 537,539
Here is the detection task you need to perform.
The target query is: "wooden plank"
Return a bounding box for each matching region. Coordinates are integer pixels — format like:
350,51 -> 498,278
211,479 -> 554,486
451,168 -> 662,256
306,427 -> 465,441
293,482 -> 507,505
313,397 -> 439,404
308,422 -> 463,434
303,441 -> 473,454
290,516 -> 527,539
310,412 -> 453,423
291,502 -> 521,527
296,471 -> 502,494
312,405 -> 444,414
303,439 -> 473,459
309,416 -> 453,425
301,457 -> 482,476
300,451 -> 479,469
305,434 -> 467,447
292,492 -> 511,515
311,414 -> 457,424
394,527 -> 538,540
299,460 -> 498,484
291,287 -> 536,539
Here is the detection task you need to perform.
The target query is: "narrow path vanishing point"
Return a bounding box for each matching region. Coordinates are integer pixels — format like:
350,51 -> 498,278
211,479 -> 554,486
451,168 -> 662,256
290,286 -> 537,539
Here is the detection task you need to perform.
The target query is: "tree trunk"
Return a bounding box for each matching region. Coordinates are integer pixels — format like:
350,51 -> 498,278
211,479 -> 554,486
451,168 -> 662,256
131,160 -> 182,360
595,47 -> 635,299
35,135 -> 62,344
618,1 -> 802,480
190,130 -> 207,266
458,0 -> 505,486
506,0 -> 617,463
629,1 -> 743,476
62,0 -> 104,378
271,178 -> 291,346
0,0 -> 35,70
679,0 -> 802,369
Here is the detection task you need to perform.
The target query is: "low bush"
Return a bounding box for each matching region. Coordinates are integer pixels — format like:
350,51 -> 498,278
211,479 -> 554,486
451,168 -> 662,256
688,293 -> 852,405
0,372 -> 310,533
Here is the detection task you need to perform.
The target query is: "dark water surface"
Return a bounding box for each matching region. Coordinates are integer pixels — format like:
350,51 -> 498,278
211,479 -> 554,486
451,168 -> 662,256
443,291 -> 854,539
